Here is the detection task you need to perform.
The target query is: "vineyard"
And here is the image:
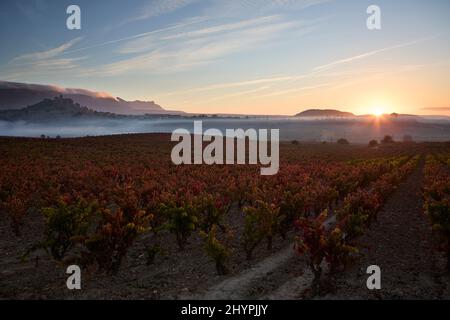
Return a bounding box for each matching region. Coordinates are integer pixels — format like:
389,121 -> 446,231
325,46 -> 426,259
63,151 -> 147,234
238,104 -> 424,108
0,134 -> 449,299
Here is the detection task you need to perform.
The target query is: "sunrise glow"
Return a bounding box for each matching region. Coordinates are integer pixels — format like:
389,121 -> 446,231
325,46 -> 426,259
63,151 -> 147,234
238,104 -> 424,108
373,108 -> 385,117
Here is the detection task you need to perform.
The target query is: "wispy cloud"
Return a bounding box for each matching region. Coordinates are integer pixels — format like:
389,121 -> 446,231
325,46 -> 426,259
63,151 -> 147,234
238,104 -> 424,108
202,0 -> 332,18
192,85 -> 273,105
159,64 -> 374,98
2,0 -> 329,81
65,17 -> 207,55
121,0 -> 197,25
254,81 -> 337,98
116,15 -> 288,55
2,57 -> 87,81
161,15 -> 281,40
2,38 -> 85,80
12,37 -> 83,63
313,36 -> 437,71
421,107 -> 450,111
324,64 -> 428,91
160,75 -> 302,96
81,16 -> 315,76
167,62 -> 432,105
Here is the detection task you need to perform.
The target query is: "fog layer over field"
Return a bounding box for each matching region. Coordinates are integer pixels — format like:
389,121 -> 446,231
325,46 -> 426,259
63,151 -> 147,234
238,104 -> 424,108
1,118 -> 450,143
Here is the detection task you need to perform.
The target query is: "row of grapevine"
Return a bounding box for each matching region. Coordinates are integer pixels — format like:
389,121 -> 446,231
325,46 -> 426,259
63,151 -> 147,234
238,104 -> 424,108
295,155 -> 420,292
423,155 -> 450,271
0,137 -> 420,277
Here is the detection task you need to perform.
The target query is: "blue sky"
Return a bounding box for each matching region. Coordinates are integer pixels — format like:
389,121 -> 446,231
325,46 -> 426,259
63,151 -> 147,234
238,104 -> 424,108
1,0 -> 449,115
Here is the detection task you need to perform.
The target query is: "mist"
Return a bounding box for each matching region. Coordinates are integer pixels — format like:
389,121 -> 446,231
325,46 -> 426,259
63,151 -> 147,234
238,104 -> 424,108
1,118 -> 449,143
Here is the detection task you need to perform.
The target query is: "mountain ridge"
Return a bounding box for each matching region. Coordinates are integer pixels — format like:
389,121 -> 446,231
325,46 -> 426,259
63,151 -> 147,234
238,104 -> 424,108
0,96 -> 185,123
295,109 -> 355,117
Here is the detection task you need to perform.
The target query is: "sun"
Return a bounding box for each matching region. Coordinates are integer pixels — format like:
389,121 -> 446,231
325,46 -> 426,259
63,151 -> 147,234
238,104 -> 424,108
373,107 -> 384,117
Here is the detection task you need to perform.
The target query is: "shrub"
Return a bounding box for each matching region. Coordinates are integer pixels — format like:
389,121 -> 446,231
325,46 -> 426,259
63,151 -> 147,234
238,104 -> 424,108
338,190 -> 381,241
196,194 -> 229,233
279,190 -> 306,239
423,160 -> 450,272
2,195 -> 27,237
26,198 -> 95,261
200,224 -> 230,275
382,135 -> 394,144
79,207 -> 150,274
243,200 -> 281,259
161,203 -> 198,251
295,211 -> 357,293
368,140 -> 378,147
425,197 -> 450,271
337,138 -> 349,145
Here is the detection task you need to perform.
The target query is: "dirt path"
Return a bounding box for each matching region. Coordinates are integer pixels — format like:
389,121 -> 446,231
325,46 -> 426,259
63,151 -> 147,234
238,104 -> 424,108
187,215 -> 337,300
324,158 -> 449,299
184,244 -> 295,299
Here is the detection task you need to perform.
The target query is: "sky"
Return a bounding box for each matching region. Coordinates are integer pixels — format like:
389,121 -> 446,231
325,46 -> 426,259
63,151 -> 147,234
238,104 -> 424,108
0,0 -> 449,116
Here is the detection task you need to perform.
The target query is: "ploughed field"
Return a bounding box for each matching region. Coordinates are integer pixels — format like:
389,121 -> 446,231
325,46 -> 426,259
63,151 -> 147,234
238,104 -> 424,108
0,134 -> 449,299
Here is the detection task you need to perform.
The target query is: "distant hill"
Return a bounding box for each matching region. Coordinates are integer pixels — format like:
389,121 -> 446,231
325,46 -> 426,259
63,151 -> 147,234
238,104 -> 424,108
0,81 -> 183,115
295,109 -> 355,118
0,96 -> 183,123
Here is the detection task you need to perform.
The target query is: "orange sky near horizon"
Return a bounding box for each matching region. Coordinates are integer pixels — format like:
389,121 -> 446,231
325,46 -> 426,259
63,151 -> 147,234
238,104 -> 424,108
150,61 -> 450,117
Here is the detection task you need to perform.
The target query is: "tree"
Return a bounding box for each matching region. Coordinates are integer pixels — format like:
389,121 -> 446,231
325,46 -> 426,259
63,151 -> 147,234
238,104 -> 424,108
381,135 -> 394,144
337,138 -> 349,145
369,140 -> 378,147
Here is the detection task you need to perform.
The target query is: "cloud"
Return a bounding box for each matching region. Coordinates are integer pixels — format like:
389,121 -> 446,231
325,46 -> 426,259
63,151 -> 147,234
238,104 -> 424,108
122,0 -> 197,25
167,62 -> 430,104
159,64 -> 379,98
0,80 -> 115,99
160,75 -> 301,96
421,107 -> 450,111
116,15 -> 283,55
82,16 -> 313,76
202,0 -> 332,18
254,81 -> 337,98
12,37 -> 83,63
65,17 -> 207,56
2,57 -> 87,81
2,38 -> 85,80
161,15 -> 281,40
2,0 -> 329,81
313,36 -> 436,72
192,85 -> 273,105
